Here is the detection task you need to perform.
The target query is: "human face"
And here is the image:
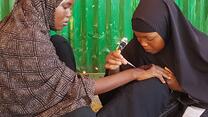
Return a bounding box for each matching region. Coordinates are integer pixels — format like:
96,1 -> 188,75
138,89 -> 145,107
134,31 -> 165,54
54,0 -> 73,30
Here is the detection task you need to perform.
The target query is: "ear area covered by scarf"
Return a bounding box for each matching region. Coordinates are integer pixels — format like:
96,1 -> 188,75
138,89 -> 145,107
31,0 -> 64,30
45,0 -> 64,30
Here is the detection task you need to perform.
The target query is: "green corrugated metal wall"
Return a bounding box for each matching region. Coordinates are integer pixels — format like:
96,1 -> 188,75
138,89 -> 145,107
0,0 -> 14,19
1,0 -> 208,72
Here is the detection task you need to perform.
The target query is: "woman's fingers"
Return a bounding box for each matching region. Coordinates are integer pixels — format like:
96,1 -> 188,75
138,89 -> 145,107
144,64 -> 171,83
164,67 -> 173,74
112,50 -> 123,59
106,58 -> 122,65
155,74 -> 166,84
164,67 -> 175,79
105,52 -> 122,70
152,65 -> 171,80
135,64 -> 174,84
105,64 -> 121,70
105,51 -> 127,70
121,57 -> 128,65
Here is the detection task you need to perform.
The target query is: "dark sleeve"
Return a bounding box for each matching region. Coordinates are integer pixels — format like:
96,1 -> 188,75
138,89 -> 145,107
50,35 -> 76,71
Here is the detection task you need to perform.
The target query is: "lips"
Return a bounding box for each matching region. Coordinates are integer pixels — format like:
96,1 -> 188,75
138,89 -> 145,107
143,48 -> 153,53
63,22 -> 68,26
143,47 -> 151,51
63,19 -> 69,26
144,49 -> 151,52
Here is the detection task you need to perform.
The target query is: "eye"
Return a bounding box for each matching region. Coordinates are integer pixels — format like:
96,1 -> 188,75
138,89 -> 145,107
61,2 -> 71,9
146,37 -> 154,41
62,5 -> 69,9
146,35 -> 157,41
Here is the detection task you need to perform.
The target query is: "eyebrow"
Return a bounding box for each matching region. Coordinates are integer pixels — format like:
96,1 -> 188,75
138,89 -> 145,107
148,33 -> 157,38
140,34 -> 157,38
138,35 -> 148,38
138,33 -> 157,40
62,1 -> 72,7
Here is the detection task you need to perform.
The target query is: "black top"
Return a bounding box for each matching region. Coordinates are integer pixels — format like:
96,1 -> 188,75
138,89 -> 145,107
121,0 -> 208,104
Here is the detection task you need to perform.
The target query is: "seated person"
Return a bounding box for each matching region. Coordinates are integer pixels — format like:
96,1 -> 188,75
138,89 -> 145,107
50,0 -> 76,71
0,0 -> 170,116
99,0 -> 208,117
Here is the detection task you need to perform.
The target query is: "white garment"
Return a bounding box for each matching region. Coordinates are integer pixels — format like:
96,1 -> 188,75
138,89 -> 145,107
182,106 -> 205,117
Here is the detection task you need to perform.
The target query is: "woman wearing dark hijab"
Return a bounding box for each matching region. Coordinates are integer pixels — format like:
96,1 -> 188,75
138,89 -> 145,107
0,0 -> 170,116
99,0 -> 208,116
50,0 -> 77,71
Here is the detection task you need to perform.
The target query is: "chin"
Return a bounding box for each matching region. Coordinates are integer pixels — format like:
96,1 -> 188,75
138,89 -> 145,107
55,26 -> 63,31
146,50 -> 157,54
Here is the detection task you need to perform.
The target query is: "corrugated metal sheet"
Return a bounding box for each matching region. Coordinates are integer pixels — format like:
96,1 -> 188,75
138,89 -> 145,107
1,0 -> 208,72
0,0 -> 14,20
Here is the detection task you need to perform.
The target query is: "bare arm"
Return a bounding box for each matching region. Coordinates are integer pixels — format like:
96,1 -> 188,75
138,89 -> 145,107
95,65 -> 170,95
95,69 -> 137,95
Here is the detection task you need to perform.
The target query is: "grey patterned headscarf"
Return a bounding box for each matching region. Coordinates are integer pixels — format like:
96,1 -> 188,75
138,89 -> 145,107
0,0 -> 95,117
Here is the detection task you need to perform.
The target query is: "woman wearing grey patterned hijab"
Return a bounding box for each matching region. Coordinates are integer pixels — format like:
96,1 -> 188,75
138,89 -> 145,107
0,0 -> 94,116
0,0 -> 171,116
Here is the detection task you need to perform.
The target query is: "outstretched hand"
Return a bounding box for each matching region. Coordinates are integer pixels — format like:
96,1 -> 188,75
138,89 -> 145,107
134,64 -> 171,83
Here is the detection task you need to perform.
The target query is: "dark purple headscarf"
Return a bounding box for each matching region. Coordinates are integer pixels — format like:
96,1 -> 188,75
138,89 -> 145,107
121,0 -> 208,103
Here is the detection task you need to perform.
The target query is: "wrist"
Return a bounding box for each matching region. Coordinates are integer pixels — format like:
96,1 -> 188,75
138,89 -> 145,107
108,68 -> 120,75
132,68 -> 142,80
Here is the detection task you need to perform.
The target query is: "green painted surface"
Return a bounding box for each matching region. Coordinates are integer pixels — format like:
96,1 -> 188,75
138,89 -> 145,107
1,0 -> 208,72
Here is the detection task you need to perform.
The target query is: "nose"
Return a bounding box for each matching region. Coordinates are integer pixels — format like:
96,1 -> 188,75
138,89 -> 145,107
66,9 -> 72,18
139,38 -> 148,47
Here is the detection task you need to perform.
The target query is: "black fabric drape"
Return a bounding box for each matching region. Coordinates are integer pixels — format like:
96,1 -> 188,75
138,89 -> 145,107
129,0 -> 208,104
98,79 -> 171,117
50,35 -> 76,71
99,0 -> 208,116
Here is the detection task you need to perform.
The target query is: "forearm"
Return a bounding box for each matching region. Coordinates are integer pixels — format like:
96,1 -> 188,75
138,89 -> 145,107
94,69 -> 136,95
106,68 -> 120,75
